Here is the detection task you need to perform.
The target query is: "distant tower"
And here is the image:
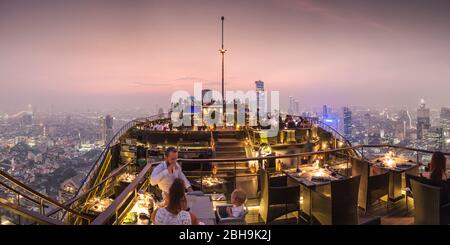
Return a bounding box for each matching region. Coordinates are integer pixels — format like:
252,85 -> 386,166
440,107 -> 450,150
255,80 -> 265,123
417,99 -> 431,140
293,99 -> 300,115
201,89 -> 213,106
105,115 -> 114,143
219,16 -> 227,125
99,115 -> 114,145
343,107 -> 352,140
288,96 -> 294,115
322,105 -> 328,119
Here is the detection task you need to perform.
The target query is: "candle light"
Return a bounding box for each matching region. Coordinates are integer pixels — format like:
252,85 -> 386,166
212,165 -> 218,175
276,160 -> 283,172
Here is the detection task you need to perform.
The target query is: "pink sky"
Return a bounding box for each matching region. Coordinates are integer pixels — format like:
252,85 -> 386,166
1,0 -> 450,113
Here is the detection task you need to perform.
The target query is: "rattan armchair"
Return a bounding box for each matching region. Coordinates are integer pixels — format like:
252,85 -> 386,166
258,169 -> 300,224
311,175 -> 361,225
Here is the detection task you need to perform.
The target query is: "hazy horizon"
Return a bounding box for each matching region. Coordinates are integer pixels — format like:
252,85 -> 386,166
1,0 -> 450,114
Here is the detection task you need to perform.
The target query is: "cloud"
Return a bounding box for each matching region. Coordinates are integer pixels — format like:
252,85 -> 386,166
128,76 -> 221,87
293,0 -> 394,33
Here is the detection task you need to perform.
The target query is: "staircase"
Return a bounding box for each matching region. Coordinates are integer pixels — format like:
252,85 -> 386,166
214,131 -> 249,172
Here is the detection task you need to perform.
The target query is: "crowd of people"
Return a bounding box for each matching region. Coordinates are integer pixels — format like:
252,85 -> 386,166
280,115 -> 312,129
142,120 -> 173,131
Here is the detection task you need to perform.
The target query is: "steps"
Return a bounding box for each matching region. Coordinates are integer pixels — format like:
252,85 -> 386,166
213,131 -> 249,172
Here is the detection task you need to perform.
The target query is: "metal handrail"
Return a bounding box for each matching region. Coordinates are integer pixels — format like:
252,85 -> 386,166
0,169 -> 91,221
300,116 -> 353,147
0,197 -> 66,225
45,161 -> 131,218
74,114 -> 169,201
90,163 -> 155,225
178,144 -> 450,163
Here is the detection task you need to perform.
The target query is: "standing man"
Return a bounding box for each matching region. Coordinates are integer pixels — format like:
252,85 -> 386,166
150,147 -> 193,197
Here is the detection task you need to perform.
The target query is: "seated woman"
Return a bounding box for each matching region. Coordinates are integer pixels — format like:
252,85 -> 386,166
420,151 -> 449,203
422,151 -> 448,182
152,178 -> 199,225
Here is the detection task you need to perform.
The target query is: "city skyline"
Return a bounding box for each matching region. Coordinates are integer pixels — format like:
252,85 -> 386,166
1,0 -> 450,113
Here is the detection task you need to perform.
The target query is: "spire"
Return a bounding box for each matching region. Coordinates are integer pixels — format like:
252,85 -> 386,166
219,16 -> 227,125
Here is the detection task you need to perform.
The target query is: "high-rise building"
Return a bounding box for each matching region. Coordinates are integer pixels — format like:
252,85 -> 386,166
255,80 -> 265,121
201,89 -> 213,106
425,126 -> 444,151
417,99 -> 431,140
440,107 -> 450,150
293,100 -> 299,116
288,96 -> 300,115
99,116 -> 106,143
343,107 -> 352,140
397,110 -> 412,140
322,105 -> 328,119
288,96 -> 294,115
105,115 -> 114,143
99,115 -> 114,144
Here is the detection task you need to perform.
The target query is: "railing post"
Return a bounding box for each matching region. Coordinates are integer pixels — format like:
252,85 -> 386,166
16,193 -> 21,225
361,146 -> 364,159
416,150 -> 420,165
234,161 -> 237,190
200,161 -> 204,193
40,199 -> 45,215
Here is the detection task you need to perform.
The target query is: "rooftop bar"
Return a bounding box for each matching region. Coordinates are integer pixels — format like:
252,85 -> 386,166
1,114 -> 450,225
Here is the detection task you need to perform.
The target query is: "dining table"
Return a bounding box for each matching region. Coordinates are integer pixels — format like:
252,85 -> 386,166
186,194 -> 216,225
284,164 -> 346,223
371,157 -> 421,202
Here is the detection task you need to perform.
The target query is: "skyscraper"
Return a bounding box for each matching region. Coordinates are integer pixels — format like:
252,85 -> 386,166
201,89 -> 213,106
255,80 -> 265,122
425,126 -> 443,151
440,107 -> 450,150
99,116 -> 106,144
100,115 -> 114,145
343,107 -> 352,140
322,105 -> 328,119
105,115 -> 114,143
288,96 -> 294,115
417,99 -> 431,140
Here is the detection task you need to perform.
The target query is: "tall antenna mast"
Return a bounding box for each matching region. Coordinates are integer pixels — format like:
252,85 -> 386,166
219,16 -> 227,126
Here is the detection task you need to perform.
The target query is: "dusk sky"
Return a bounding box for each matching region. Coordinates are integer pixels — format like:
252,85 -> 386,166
1,0 -> 450,113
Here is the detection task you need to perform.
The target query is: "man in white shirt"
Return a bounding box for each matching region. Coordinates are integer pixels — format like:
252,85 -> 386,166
150,147 -> 193,197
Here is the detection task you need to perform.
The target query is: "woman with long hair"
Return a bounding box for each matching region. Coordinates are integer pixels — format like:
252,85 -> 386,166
421,151 -> 450,204
152,178 -> 199,225
423,151 -> 448,183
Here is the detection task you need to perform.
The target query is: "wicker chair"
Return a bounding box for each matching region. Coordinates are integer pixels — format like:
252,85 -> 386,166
216,204 -> 248,225
258,169 -> 300,224
410,178 -> 450,225
405,172 -> 421,211
311,175 -> 361,225
351,157 -> 389,214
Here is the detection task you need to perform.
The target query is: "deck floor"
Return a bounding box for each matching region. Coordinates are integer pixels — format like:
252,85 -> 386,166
245,196 -> 415,225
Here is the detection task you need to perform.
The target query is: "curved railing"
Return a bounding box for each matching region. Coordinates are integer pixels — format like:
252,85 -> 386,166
74,113 -> 169,200
45,161 -> 132,221
0,169 -> 92,223
179,144 -> 450,163
301,116 -> 352,147
0,197 -> 65,225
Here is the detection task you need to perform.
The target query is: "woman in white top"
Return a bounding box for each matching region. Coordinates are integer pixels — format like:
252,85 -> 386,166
152,178 -> 199,225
